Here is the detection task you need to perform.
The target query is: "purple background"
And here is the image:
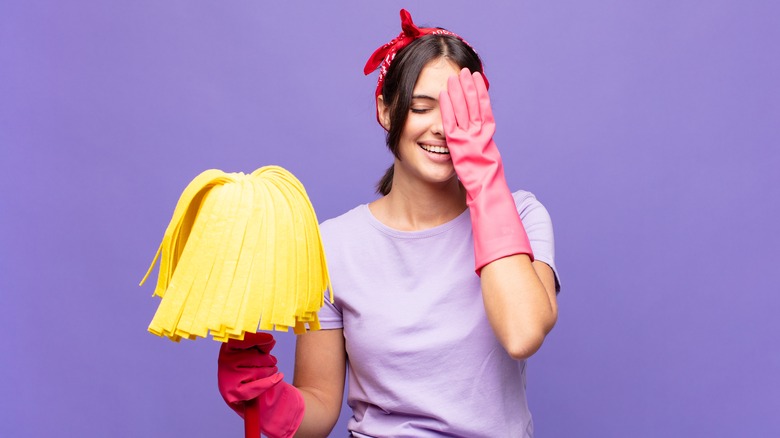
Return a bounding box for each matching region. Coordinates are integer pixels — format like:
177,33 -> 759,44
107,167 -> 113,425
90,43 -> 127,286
2,1 -> 778,436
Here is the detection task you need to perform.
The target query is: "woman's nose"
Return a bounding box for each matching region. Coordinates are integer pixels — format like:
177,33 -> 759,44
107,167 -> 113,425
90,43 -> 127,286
431,114 -> 444,136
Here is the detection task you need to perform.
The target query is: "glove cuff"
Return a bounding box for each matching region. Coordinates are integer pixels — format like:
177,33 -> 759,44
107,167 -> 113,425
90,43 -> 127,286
259,381 -> 305,438
469,176 -> 534,275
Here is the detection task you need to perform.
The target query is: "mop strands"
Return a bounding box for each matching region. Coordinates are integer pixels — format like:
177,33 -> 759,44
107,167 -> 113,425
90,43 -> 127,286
140,166 -> 333,342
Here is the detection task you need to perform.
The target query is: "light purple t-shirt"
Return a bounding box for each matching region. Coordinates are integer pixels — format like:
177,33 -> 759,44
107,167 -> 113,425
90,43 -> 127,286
317,190 -> 560,438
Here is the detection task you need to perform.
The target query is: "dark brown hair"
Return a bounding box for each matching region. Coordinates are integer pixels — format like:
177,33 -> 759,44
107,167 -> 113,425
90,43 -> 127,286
375,34 -> 485,195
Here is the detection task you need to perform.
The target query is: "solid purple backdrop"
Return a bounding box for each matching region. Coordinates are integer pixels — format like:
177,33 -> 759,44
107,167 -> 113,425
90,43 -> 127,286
1,1 -> 778,437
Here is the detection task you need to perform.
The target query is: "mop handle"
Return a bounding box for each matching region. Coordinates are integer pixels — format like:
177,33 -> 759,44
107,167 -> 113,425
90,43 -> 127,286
244,397 -> 261,438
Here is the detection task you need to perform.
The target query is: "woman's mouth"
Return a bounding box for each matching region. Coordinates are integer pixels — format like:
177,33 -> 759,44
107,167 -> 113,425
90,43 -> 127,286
418,143 -> 449,154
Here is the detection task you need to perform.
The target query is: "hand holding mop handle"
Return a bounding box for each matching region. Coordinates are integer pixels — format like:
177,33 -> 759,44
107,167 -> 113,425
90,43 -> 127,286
218,332 -> 305,438
142,167 -> 325,436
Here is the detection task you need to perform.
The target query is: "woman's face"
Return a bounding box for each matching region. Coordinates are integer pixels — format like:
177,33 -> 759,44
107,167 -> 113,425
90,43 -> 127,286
393,58 -> 461,188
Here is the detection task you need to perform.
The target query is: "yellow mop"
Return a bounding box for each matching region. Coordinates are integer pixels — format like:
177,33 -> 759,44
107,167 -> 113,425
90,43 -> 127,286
140,165 -> 333,342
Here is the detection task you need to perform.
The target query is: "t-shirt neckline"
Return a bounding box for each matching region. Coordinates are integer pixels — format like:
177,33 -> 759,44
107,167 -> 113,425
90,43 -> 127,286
360,203 -> 470,239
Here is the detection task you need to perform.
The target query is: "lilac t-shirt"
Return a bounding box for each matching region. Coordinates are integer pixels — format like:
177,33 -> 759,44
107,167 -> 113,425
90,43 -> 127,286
317,190 -> 560,438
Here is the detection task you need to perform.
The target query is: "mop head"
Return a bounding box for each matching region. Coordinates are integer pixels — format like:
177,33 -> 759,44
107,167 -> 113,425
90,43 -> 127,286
140,166 -> 333,342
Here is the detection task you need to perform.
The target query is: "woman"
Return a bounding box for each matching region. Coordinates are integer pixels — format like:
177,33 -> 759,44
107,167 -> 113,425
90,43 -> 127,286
218,9 -> 560,438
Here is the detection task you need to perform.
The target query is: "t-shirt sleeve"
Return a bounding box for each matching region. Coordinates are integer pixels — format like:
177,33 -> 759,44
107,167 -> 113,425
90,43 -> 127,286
316,287 -> 343,329
514,191 -> 562,293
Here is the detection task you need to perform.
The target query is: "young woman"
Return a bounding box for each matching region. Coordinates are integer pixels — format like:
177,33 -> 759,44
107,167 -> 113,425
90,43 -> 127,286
218,10 -> 560,438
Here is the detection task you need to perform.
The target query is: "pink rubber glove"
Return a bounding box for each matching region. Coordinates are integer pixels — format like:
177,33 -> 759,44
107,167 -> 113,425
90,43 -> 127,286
217,332 -> 305,438
440,68 -> 534,274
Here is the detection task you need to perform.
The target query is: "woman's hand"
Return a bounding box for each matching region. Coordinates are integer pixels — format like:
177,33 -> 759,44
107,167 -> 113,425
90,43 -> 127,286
217,332 -> 304,438
440,68 -> 533,274
218,332 -> 282,415
439,68 -> 497,198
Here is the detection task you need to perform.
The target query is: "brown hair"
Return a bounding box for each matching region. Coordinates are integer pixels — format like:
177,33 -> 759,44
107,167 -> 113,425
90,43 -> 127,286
375,34 -> 485,195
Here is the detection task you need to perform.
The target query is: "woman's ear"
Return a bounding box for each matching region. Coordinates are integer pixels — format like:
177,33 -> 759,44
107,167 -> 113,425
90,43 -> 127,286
377,96 -> 391,131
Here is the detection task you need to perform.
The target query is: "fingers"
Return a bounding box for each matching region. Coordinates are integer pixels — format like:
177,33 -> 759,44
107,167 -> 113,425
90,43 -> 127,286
226,373 -> 284,403
439,89 -> 456,134
237,363 -> 279,383
459,68 -> 481,128
237,373 -> 284,400
224,331 -> 276,352
220,359 -> 279,384
219,347 -> 278,368
446,72 -> 470,129
444,68 -> 492,130
472,71 -> 494,125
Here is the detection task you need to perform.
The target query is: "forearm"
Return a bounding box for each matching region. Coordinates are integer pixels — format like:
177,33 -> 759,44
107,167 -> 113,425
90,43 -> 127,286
480,255 -> 557,360
293,328 -> 346,438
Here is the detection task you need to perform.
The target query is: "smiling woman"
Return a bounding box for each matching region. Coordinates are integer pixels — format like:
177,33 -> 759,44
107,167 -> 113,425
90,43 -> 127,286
216,9 -> 560,438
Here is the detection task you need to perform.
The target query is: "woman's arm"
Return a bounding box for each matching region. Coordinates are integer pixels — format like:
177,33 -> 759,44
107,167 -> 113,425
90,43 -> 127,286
293,328 -> 347,438
481,256 -> 558,360
440,68 -> 558,361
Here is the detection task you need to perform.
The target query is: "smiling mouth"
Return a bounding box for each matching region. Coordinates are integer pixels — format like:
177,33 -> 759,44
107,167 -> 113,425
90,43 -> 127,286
419,143 -> 450,154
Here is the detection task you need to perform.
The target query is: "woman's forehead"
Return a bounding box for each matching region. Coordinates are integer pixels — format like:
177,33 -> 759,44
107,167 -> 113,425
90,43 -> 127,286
413,59 -> 460,95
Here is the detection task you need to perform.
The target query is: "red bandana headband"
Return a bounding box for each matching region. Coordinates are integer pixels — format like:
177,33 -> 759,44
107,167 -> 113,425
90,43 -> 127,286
364,9 -> 488,123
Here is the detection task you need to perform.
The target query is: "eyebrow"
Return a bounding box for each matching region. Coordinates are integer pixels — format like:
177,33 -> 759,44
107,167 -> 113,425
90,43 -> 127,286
411,94 -> 438,101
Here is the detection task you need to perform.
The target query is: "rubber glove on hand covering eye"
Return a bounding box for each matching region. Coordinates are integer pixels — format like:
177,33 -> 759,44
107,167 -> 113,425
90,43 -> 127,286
440,68 -> 534,274
217,332 -> 305,438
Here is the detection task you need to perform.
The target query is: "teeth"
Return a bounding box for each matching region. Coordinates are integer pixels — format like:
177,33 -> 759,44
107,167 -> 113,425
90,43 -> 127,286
419,144 -> 449,154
